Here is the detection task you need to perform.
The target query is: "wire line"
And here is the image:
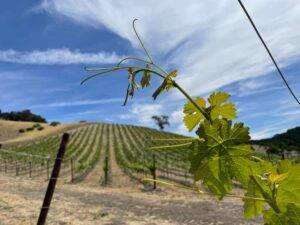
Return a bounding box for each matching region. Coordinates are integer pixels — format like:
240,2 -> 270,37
238,0 -> 300,105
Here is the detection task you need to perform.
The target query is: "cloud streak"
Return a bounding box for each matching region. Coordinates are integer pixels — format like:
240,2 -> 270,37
34,0 -> 300,137
39,0 -> 300,96
32,98 -> 123,108
0,48 -> 123,65
119,103 -> 163,126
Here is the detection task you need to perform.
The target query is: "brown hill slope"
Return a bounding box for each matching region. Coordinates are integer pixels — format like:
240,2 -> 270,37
0,120 -> 82,145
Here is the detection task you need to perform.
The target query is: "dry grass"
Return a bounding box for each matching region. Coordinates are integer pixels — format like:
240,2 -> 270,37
0,120 -> 83,146
0,175 -> 261,225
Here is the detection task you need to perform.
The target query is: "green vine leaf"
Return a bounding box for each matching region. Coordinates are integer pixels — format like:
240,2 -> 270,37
277,163 -> 300,211
183,98 -> 206,131
263,203 -> 300,225
188,120 -> 253,199
243,161 -> 274,219
243,162 -> 300,223
152,70 -> 177,100
244,177 -> 265,219
183,92 -> 237,132
277,160 -> 293,174
208,92 -> 237,120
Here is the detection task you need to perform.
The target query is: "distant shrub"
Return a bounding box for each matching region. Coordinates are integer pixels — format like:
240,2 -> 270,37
79,120 -> 86,123
26,127 -> 34,132
33,123 -> 41,128
19,129 -> 25,133
37,126 -> 44,131
50,121 -> 60,127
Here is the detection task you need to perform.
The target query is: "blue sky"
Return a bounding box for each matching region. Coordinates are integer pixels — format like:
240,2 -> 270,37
1,0 -> 300,139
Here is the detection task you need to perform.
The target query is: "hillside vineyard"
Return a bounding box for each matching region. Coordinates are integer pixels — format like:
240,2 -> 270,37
0,123 -> 193,185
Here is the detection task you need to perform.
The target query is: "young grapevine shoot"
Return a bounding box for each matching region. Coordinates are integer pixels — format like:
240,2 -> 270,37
82,19 -> 300,225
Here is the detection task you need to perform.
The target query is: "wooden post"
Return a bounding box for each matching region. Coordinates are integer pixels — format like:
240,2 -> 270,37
70,157 -> 74,183
152,153 -> 157,190
4,160 -> 7,173
47,157 -> 50,180
0,144 -> 2,173
37,133 -> 69,225
142,153 -> 146,177
40,162 -> 43,176
104,156 -> 108,185
281,151 -> 285,160
165,154 -> 169,177
15,161 -> 18,176
29,161 -> 32,178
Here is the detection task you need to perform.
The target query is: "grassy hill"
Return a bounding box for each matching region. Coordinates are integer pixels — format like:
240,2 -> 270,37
252,126 -> 300,153
0,119 -> 82,145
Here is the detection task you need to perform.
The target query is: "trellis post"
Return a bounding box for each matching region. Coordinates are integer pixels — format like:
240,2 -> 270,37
70,157 -> 74,183
37,133 -> 69,225
29,161 -> 32,178
152,153 -> 157,190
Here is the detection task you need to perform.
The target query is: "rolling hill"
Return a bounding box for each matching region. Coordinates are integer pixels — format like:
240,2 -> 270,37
252,126 -> 300,153
0,119 -> 83,145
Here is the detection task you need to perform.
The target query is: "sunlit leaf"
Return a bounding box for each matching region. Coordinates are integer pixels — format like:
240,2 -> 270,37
277,160 -> 294,174
263,204 -> 300,225
208,92 -> 237,120
243,178 -> 265,219
277,163 -> 300,211
194,156 -> 232,199
268,173 -> 288,184
189,119 -> 253,199
183,98 -> 206,131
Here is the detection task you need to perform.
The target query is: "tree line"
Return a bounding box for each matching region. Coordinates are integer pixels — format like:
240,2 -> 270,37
0,109 -> 47,123
252,126 -> 300,153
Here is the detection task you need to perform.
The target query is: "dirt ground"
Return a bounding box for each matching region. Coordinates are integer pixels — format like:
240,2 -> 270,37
0,175 -> 262,225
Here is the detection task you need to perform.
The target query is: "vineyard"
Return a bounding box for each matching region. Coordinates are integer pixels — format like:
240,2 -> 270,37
0,123 -> 193,187
1,3 -> 300,223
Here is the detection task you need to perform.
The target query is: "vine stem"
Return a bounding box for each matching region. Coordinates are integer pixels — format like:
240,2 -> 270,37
249,175 -> 280,213
143,178 -> 266,202
149,142 -> 193,150
132,19 -> 170,77
117,57 -> 169,76
251,155 -> 265,162
81,66 -> 166,85
133,19 -> 154,64
152,138 -> 199,141
117,57 -> 151,67
172,81 -> 210,121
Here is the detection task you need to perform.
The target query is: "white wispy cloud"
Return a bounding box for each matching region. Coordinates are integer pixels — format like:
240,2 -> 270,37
119,103 -> 163,126
32,98 -> 123,108
38,0 -> 300,137
0,48 -> 123,65
250,120 -> 288,140
68,110 -> 103,116
39,0 -> 300,97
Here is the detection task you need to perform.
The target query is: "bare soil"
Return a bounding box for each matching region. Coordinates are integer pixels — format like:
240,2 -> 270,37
0,175 -> 262,225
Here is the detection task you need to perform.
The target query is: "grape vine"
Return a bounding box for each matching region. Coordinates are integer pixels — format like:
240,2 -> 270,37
82,19 -> 300,224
